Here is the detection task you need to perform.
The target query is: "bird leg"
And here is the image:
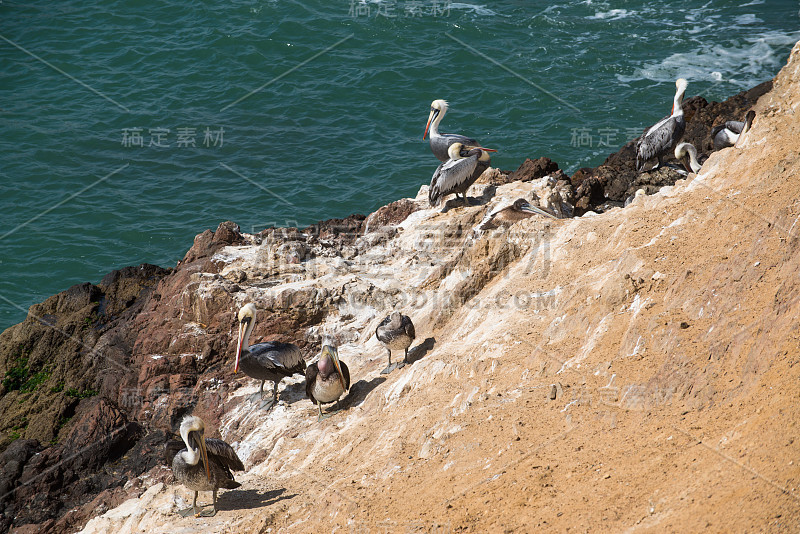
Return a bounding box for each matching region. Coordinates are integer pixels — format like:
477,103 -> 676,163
396,347 -> 409,369
317,400 -> 343,421
381,348 -> 396,374
196,490 -> 218,517
248,381 -> 266,404
316,400 -> 329,421
259,381 -> 277,411
178,491 -> 199,517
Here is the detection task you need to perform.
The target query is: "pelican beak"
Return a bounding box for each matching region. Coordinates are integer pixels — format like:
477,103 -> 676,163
194,429 -> 211,482
423,108 -> 439,140
464,145 -> 498,152
323,345 -> 347,391
234,319 -> 246,374
520,203 -> 558,220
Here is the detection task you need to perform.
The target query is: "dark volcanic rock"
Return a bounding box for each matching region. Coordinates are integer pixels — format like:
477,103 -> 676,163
507,157 -> 561,183
304,213 -> 366,248
364,199 -> 420,232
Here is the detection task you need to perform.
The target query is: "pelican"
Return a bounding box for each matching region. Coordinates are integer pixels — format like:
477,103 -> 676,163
166,415 -> 244,517
423,99 -> 482,162
636,78 -> 688,172
429,143 -> 497,207
305,343 -> 350,420
624,189 -> 646,207
375,311 -> 415,374
711,110 -> 755,150
236,303 -> 306,409
674,142 -> 707,174
479,198 -> 558,231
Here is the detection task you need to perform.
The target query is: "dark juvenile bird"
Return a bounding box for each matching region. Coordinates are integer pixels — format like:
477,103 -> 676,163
375,311 -> 415,374
674,142 -> 707,174
423,99 -> 482,162
305,343 -> 350,421
235,303 -> 306,410
479,198 -> 558,231
711,110 -> 755,150
636,78 -> 688,172
429,142 -> 496,207
166,415 -> 244,517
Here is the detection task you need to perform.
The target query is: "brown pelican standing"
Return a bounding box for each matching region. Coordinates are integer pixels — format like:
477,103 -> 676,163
674,142 -> 707,174
711,110 -> 755,150
166,415 -> 244,517
305,343 -> 350,420
636,78 -> 688,172
479,198 -> 558,231
429,143 -> 497,207
375,311 -> 415,374
236,303 -> 306,409
423,99 -> 482,162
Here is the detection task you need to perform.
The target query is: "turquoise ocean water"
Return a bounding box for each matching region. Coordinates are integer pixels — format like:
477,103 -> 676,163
1,0 -> 798,331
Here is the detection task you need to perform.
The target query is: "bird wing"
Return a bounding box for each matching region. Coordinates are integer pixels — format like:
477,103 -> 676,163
637,116 -> 684,169
724,120 -> 745,134
441,132 -> 478,146
305,363 -> 319,404
340,360 -> 351,391
429,156 -> 479,206
165,440 -> 185,467
375,315 -> 392,341
710,123 -> 727,139
402,315 -> 416,340
431,134 -> 480,161
248,342 -> 306,374
204,438 -> 245,471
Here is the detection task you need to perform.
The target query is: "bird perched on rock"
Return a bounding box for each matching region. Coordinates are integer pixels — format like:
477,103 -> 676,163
711,110 -> 755,150
423,99 -> 482,162
375,311 -> 416,374
429,142 -> 496,207
674,142 -> 707,174
624,189 -> 646,207
166,415 -> 244,517
636,78 -> 688,172
479,198 -> 557,231
235,303 -> 306,410
305,342 -> 350,420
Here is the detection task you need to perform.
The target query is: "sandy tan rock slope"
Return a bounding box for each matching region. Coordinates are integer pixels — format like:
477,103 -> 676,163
82,42 -> 800,533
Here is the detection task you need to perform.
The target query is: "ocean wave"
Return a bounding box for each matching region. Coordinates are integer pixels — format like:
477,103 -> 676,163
616,30 -> 800,88
449,3 -> 497,16
587,9 -> 632,21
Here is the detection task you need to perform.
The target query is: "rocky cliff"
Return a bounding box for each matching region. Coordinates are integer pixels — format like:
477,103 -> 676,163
2,42 -> 799,534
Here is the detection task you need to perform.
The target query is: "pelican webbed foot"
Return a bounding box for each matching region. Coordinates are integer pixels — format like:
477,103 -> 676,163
395,361 -> 406,369
178,491 -> 201,517
195,506 -> 217,517
316,400 -> 344,421
380,363 -> 398,375
259,398 -> 276,410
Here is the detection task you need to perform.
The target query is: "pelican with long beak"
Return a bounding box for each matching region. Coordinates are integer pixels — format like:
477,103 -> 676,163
235,303 -> 306,409
674,142 -> 707,174
305,343 -> 350,420
711,110 -> 755,150
479,198 -> 558,231
636,78 -> 688,172
429,142 -> 497,207
166,415 -> 244,517
423,99 -> 483,162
